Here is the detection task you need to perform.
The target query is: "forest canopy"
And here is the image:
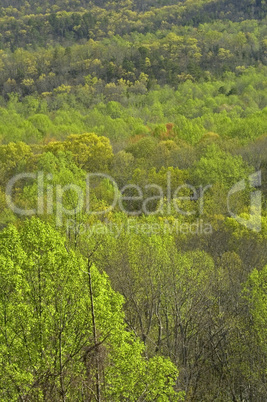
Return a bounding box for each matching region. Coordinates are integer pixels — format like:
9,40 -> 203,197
0,0 -> 267,400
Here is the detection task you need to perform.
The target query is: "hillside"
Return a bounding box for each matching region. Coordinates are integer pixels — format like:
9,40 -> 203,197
0,0 -> 267,401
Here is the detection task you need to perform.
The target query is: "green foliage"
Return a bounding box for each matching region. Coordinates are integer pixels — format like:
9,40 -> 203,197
45,132 -> 114,171
126,136 -> 157,159
191,144 -> 252,187
0,141 -> 32,185
245,265 -> 267,350
0,219 -> 182,401
0,1 -> 267,400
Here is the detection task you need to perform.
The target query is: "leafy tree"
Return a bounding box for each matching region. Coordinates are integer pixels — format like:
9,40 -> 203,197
0,141 -> 32,185
0,218 -> 183,401
191,143 -> 252,187
45,132 -> 114,172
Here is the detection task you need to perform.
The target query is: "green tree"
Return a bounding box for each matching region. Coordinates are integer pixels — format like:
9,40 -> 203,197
0,218 -> 183,401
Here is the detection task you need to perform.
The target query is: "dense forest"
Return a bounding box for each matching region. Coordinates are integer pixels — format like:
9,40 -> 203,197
0,0 -> 267,400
